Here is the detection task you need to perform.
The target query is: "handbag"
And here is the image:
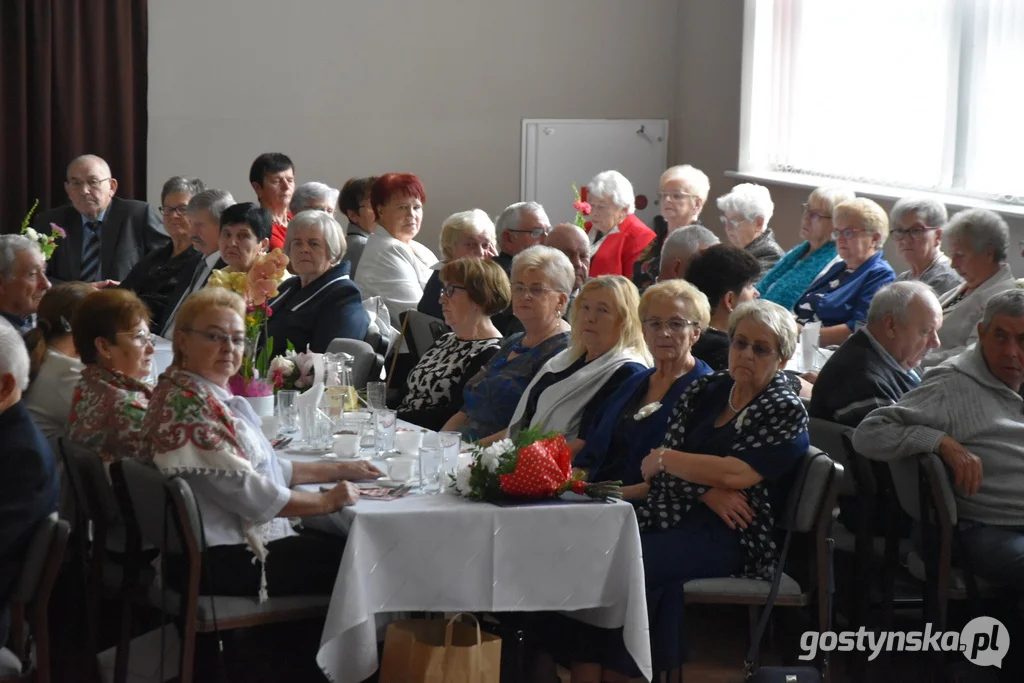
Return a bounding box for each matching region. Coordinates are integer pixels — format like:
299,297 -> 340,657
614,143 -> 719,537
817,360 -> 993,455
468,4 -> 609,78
744,454 -> 834,683
378,613 -> 503,683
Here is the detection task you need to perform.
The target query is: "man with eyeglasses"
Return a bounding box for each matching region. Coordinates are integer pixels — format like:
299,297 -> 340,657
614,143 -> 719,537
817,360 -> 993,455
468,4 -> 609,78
890,196 -> 963,297
33,154 -> 167,285
493,202 -> 551,277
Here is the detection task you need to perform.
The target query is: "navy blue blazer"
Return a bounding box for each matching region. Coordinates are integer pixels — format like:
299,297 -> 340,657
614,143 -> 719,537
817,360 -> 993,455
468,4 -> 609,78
266,261 -> 369,357
0,401 -> 59,610
794,251 -> 896,330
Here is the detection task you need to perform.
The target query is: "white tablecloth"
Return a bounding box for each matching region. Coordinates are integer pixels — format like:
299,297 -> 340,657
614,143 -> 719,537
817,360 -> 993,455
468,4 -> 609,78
282,445 -> 651,683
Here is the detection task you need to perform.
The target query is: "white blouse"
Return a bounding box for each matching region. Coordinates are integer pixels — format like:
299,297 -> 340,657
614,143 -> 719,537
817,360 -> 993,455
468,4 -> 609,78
24,348 -> 84,448
353,228 -> 437,328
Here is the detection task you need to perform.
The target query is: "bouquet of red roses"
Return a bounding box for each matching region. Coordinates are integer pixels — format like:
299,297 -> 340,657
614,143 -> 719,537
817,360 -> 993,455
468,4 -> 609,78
449,426 -> 621,502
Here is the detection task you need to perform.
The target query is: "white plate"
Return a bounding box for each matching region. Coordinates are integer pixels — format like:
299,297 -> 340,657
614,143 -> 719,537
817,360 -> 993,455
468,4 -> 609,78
286,444 -> 334,456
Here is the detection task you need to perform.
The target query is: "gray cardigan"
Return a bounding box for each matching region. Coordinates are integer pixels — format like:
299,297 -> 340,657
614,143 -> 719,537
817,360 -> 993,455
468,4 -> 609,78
853,344 -> 1024,526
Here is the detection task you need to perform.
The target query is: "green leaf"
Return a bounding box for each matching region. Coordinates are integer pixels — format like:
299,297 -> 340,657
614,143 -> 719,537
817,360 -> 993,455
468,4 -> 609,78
20,199 -> 39,233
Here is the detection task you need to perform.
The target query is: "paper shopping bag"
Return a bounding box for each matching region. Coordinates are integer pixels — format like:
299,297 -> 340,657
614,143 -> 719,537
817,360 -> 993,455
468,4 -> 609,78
378,613 -> 502,683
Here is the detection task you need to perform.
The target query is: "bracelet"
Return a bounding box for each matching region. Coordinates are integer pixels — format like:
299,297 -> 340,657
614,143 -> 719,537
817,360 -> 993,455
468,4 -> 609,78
658,449 -> 666,472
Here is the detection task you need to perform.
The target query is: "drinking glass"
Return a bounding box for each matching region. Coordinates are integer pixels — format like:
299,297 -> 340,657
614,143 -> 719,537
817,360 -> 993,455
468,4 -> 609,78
438,431 -> 462,478
418,445 -> 443,493
374,409 -> 397,453
366,381 -> 387,410
277,390 -> 300,435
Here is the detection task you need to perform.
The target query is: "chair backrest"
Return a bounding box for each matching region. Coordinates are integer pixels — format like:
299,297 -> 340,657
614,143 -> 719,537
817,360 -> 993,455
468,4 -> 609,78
919,452 -> 958,527
325,337 -> 377,389
12,516 -> 69,604
886,457 -> 922,521
402,310 -> 450,360
808,418 -> 857,498
58,438 -> 122,526
779,447 -> 844,534
111,459 -> 185,555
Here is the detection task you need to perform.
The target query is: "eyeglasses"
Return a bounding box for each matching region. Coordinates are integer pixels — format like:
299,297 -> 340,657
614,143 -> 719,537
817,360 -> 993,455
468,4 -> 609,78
831,227 -> 868,240
310,206 -> 335,215
67,177 -> 111,190
720,216 -> 748,229
891,225 -> 938,241
181,328 -> 247,347
658,191 -> 698,203
160,205 -> 190,217
801,203 -> 832,221
117,330 -> 156,347
507,227 -> 550,239
730,337 -> 777,358
512,283 -> 557,298
642,318 -> 697,335
440,284 -> 467,299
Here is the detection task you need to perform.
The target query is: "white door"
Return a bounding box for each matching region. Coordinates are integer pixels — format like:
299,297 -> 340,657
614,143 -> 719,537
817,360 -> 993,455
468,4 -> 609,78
521,119 -> 669,227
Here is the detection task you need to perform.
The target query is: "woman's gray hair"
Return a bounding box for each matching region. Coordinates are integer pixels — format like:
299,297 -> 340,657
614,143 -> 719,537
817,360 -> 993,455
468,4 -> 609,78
289,181 -> 340,214
495,202 -> 549,240
981,289 -> 1024,332
587,170 -> 636,214
942,208 -> 1009,264
728,299 -> 798,359
285,210 -> 347,264
439,209 -> 496,261
187,189 -> 235,220
867,280 -> 940,326
0,319 -> 30,391
808,186 -> 856,214
0,235 -> 41,282
511,245 -> 575,295
716,183 -> 774,225
890,196 -> 948,230
661,165 -> 710,200
160,176 -> 206,204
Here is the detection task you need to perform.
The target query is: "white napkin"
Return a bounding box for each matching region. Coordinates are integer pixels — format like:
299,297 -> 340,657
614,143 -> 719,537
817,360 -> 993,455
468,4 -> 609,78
295,381 -> 324,413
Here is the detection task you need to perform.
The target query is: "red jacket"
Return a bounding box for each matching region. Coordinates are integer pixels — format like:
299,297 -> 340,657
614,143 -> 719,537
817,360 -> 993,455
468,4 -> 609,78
588,214 -> 655,278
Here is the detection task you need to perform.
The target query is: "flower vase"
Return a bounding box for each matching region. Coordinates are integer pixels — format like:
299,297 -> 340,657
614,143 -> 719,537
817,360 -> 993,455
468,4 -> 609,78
245,395 -> 275,418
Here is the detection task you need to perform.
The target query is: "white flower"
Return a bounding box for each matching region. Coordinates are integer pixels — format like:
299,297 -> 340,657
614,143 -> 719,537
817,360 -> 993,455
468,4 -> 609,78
449,466 -> 473,495
735,407 -> 749,431
23,228 -> 38,241
480,450 -> 500,472
634,402 -> 662,421
269,356 -> 295,377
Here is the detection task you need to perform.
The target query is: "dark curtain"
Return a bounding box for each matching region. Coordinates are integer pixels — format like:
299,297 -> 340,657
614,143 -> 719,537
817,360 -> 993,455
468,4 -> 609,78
0,0 -> 148,233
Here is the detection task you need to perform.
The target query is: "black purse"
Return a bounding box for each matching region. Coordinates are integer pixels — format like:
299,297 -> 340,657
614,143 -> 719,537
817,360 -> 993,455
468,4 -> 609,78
744,456 -> 834,683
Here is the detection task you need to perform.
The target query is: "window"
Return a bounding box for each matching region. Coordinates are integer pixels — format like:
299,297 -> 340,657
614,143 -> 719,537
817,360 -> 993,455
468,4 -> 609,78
740,0 -> 1024,205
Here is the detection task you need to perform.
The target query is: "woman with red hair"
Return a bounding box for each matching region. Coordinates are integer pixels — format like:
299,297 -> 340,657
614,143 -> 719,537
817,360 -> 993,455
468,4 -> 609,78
353,173 -> 438,327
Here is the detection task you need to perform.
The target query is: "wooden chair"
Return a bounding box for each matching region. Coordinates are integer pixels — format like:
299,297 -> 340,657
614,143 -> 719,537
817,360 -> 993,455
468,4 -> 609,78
0,517 -> 70,683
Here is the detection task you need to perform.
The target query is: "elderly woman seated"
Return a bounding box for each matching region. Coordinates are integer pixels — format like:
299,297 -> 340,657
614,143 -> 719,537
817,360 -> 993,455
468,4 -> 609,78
891,196 -> 963,297
396,258 -> 510,431
633,165 -> 710,289
337,176 -> 378,278
757,186 -> 854,310
793,198 -> 897,347
921,208 -> 1016,369
289,181 -> 339,216
717,183 -> 784,278
121,177 -> 206,324
66,289 -> 155,462
418,209 -> 498,320
585,171 -> 655,278
573,280 -> 713,495
24,283 -> 92,446
217,202 -> 274,275
505,275 -> 651,453
145,288 -> 381,598
266,210 -> 368,357
354,173 -> 438,327
686,245 -> 762,371
442,246 -> 573,441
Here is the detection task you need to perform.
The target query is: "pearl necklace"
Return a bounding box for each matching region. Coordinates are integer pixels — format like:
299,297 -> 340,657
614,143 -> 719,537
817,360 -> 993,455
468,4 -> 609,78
728,383 -> 742,413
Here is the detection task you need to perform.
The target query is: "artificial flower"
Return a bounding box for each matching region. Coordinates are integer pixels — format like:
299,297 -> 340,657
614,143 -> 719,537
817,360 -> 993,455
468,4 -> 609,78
480,450 -> 500,472
269,356 -> 296,378
50,223 -> 66,238
634,402 -> 662,421
23,228 -> 38,241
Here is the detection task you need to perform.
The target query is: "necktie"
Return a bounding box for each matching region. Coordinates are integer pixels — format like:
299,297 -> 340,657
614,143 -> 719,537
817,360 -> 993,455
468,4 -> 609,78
81,221 -> 102,282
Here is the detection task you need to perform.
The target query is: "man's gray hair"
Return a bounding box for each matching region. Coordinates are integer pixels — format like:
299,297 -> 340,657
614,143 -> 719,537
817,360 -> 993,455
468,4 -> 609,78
290,181 -> 340,214
587,170 -> 636,214
160,176 -> 206,204
728,299 -> 799,360
496,202 -> 549,240
511,245 -> 575,295
867,280 -> 940,326
188,189 -> 235,220
285,210 -> 347,264
716,183 -> 774,225
0,235 -> 41,282
0,319 -> 30,392
981,289 -> 1024,332
660,224 -> 720,269
943,208 -> 1009,264
890,196 -> 948,230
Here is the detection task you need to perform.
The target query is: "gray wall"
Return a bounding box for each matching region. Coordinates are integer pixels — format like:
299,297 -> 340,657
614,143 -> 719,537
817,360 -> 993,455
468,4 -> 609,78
148,0 -> 678,250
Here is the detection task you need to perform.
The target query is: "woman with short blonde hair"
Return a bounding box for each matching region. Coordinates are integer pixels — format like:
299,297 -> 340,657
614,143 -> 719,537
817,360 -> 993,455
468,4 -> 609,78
418,209 -> 499,319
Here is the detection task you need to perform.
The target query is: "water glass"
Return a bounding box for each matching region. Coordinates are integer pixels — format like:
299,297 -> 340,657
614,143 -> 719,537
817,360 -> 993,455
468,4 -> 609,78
366,381 -> 387,410
438,431 -> 462,477
300,405 -> 334,448
277,390 -> 300,435
418,445 -> 443,493
374,409 -> 397,453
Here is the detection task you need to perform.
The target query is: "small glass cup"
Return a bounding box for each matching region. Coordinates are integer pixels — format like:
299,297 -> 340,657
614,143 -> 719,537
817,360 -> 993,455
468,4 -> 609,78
374,409 -> 397,454
277,390 -> 300,435
418,445 -> 443,494
366,381 -> 387,410
438,431 -> 462,479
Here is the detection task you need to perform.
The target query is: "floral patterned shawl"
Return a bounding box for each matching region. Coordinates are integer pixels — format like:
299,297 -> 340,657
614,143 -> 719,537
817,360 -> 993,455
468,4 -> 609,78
68,364 -> 152,463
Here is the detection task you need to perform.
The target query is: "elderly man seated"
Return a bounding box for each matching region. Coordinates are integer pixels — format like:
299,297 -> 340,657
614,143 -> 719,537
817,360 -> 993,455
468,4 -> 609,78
494,202 -> 551,277
0,235 -> 51,333
853,290 -> 1024,608
544,223 -> 591,308
0,319 -> 59,648
657,224 -> 719,283
810,281 -> 942,426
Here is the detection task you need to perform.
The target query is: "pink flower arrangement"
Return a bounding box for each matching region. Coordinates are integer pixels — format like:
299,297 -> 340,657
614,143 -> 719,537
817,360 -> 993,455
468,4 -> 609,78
229,374 -> 274,397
